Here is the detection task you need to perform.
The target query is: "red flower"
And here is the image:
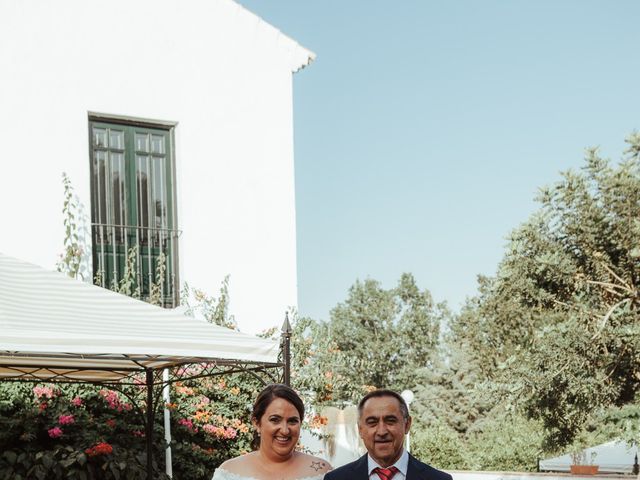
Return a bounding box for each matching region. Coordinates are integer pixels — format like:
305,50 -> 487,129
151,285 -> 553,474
85,442 -> 113,457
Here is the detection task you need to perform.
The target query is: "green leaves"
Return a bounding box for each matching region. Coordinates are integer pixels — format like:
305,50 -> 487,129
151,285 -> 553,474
56,172 -> 86,280
292,273 -> 446,405
450,132 -> 640,451
181,276 -> 237,330
3,451 -> 17,465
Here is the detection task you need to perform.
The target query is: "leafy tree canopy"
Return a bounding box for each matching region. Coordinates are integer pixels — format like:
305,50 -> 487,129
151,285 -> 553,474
451,133 -> 640,449
293,273 -> 448,405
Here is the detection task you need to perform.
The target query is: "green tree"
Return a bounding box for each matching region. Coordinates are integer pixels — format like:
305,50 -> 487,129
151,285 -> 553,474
294,273 -> 448,406
465,411 -> 545,471
412,344 -> 491,436
411,419 -> 470,470
452,133 -> 640,450
290,314 -> 340,402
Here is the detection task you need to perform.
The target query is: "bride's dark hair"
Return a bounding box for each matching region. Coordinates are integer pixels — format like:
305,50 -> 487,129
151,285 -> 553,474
251,384 -> 304,450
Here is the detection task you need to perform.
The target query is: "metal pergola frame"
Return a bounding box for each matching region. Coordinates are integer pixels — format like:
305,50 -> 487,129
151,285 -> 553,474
0,317 -> 293,480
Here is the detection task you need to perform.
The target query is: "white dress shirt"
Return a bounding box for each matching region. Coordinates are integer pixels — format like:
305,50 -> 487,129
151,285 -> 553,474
367,449 -> 409,480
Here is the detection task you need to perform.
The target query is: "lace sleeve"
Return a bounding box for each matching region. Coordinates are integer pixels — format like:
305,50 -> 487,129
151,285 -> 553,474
211,468 -> 241,480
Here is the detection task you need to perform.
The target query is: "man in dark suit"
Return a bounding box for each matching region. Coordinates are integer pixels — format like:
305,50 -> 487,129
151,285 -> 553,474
324,389 -> 452,480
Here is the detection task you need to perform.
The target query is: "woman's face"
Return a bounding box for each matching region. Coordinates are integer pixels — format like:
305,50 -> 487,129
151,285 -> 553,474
253,397 -> 301,459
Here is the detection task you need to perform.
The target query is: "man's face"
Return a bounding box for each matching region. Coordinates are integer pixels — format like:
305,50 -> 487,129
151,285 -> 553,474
358,395 -> 411,467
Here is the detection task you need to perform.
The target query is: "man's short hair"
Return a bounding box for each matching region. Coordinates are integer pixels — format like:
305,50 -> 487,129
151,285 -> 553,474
357,389 -> 410,420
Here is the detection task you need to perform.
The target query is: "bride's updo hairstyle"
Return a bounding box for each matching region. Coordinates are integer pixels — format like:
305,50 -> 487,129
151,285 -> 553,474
251,384 -> 305,450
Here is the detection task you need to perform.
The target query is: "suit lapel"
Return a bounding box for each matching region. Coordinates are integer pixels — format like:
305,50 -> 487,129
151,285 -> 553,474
406,454 -> 424,480
354,454 -> 369,479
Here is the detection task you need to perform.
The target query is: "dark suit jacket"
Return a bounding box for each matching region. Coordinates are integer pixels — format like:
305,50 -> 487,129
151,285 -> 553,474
324,453 -> 452,480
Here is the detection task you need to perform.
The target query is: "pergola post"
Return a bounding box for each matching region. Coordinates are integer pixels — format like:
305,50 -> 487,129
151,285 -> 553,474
145,368 -> 154,480
281,312 -> 292,386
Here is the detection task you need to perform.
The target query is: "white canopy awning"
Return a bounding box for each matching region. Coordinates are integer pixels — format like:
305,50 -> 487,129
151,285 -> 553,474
0,252 -> 280,383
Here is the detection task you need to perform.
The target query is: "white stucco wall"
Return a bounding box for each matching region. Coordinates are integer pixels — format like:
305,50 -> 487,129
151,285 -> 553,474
0,0 -> 313,333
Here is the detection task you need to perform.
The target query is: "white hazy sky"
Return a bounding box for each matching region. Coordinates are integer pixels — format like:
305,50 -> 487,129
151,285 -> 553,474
239,0 -> 640,321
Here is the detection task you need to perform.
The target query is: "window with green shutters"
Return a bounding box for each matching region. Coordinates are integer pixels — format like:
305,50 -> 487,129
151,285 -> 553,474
89,115 -> 179,307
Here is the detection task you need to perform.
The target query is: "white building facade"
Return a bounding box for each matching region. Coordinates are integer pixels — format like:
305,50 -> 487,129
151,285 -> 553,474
0,0 -> 313,333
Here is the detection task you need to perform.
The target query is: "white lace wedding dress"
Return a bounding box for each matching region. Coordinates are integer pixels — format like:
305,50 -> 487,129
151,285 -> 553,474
212,469 -> 325,480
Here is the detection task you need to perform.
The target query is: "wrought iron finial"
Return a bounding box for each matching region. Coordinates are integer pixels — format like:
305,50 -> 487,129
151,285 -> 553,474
281,311 -> 292,336
281,312 -> 292,386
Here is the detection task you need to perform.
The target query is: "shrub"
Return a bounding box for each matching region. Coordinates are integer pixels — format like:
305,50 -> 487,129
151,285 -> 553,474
411,419 -> 470,470
0,372 -> 266,480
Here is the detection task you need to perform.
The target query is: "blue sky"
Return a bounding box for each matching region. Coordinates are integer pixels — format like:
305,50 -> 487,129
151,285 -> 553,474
239,0 -> 640,321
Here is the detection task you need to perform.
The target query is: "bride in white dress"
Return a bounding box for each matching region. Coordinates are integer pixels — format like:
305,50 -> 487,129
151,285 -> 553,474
212,384 -> 331,480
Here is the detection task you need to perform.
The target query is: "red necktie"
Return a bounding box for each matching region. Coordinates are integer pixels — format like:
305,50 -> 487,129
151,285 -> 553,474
373,466 -> 399,480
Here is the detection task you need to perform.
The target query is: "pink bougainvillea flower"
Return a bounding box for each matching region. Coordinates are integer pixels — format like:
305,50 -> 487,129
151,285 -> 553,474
33,385 -> 55,399
203,424 -> 237,439
202,424 -> 220,436
58,414 -> 75,425
99,389 -> 132,412
178,418 -> 198,433
71,397 -> 83,407
48,427 -> 63,438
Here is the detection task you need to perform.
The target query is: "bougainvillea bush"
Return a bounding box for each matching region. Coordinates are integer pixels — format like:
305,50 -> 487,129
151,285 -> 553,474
164,370 -> 263,479
0,381 -> 167,479
0,371 -> 264,480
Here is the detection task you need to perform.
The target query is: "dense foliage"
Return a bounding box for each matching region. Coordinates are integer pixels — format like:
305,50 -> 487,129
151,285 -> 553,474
292,273 -> 447,405
450,135 -> 640,450
0,382 -> 165,479
0,373 -> 264,480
